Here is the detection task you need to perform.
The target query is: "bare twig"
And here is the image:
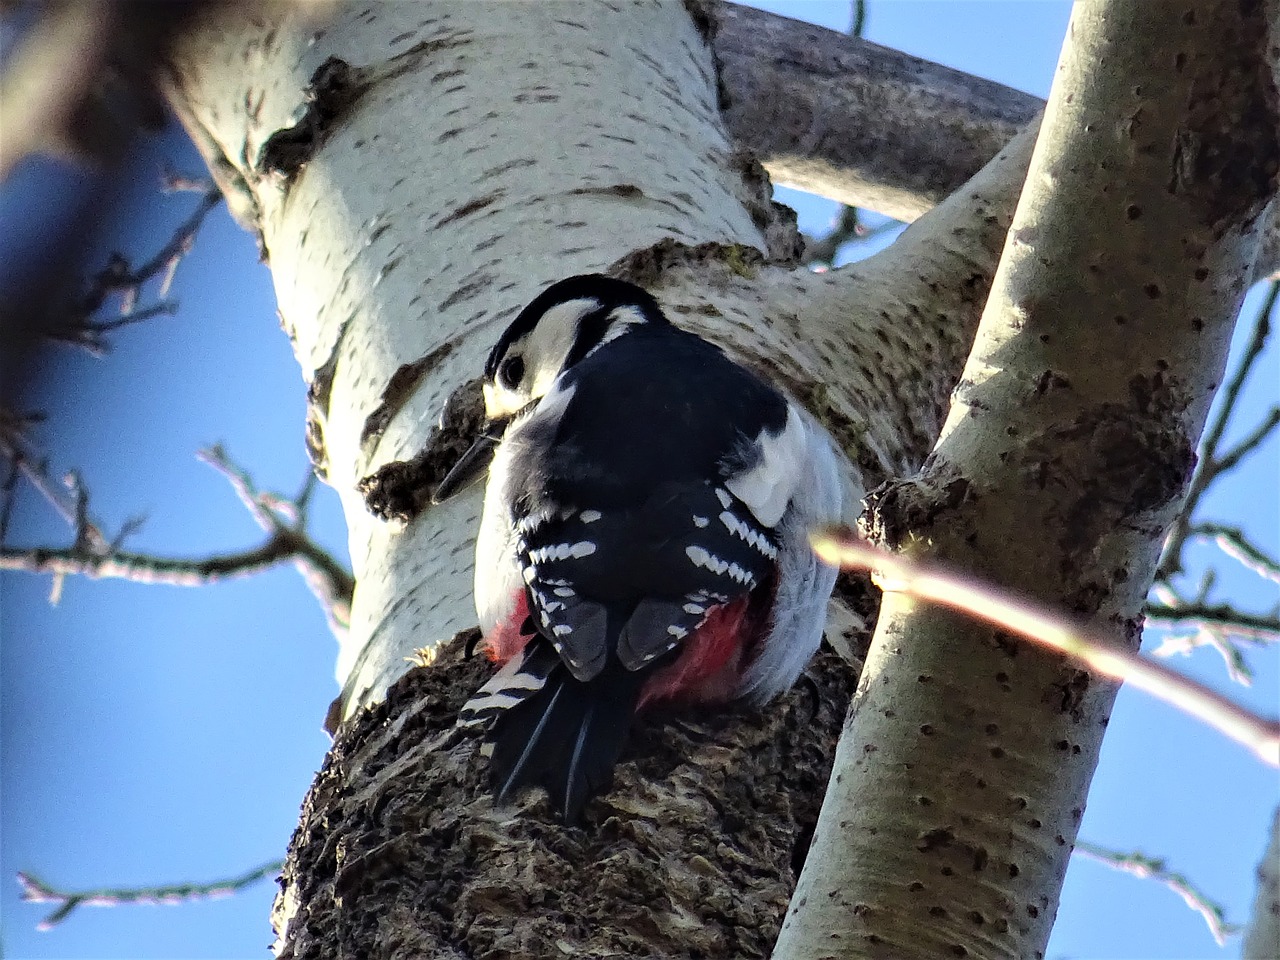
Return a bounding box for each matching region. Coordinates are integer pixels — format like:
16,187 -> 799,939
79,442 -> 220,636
197,445 -> 353,634
1144,603 -> 1280,640
17,860 -> 283,931
0,410 -> 109,551
810,526 -> 1280,767
1159,282 -> 1277,580
1147,625 -> 1256,686
1074,842 -> 1241,946
1186,524 -> 1280,587
44,180 -> 223,356
1143,283 -> 1280,685
0,440 -> 352,633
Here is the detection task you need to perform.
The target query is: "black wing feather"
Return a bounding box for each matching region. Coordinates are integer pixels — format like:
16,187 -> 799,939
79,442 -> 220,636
472,319 -> 791,819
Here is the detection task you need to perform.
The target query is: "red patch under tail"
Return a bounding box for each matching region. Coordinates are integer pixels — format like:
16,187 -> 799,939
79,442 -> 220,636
638,594 -> 755,709
483,590 -> 535,665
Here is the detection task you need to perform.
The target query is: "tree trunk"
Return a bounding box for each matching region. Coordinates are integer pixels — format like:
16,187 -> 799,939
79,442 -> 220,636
162,1 -> 1277,957
775,2 -> 1277,957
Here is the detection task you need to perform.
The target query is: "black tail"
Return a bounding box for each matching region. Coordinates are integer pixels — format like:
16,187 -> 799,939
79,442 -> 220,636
486,640 -> 646,822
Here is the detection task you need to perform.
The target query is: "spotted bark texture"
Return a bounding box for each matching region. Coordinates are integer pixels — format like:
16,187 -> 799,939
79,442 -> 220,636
774,2 -> 1278,958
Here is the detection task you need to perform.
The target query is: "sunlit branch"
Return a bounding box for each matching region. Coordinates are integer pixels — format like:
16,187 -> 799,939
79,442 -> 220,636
197,445 -> 352,634
1147,626 -> 1255,686
0,441 -> 352,634
1074,842 -> 1241,946
810,526 -> 1280,767
17,860 -> 283,931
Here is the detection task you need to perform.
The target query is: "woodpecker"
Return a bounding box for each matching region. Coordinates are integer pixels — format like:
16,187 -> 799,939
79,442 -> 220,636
434,274 -> 844,821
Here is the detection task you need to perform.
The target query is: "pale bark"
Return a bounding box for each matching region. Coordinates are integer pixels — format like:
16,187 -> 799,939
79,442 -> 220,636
161,0 -> 1278,956
163,1 -> 892,954
1243,806 -> 1280,960
773,2 -> 1278,958
714,3 -> 1038,223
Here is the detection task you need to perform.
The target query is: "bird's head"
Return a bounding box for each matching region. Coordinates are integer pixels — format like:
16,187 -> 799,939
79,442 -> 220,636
433,275 -> 665,504
481,274 -> 666,419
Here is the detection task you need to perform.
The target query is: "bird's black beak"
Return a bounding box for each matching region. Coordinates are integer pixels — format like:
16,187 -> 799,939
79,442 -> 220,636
432,420 -> 507,504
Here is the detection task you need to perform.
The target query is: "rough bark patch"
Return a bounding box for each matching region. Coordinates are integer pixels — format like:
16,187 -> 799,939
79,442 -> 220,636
275,640 -> 857,959
357,378 -> 485,522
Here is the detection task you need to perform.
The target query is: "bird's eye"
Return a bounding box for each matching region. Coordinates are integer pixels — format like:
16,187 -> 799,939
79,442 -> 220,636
498,355 -> 525,389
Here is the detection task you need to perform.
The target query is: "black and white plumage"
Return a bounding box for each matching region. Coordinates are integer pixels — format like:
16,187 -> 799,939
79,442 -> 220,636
437,274 -> 843,821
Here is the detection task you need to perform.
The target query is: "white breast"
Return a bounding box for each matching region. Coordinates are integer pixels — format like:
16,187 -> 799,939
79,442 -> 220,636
473,380 -> 577,632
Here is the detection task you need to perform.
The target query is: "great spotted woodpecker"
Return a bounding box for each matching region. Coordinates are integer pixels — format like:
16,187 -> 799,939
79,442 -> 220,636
434,275 -> 844,821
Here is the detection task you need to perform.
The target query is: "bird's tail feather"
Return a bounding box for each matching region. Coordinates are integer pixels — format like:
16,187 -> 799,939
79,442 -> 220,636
482,640 -> 645,822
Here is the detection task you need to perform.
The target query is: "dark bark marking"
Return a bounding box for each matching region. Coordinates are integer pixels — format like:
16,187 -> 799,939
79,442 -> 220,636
258,57 -> 366,179
303,313 -> 354,479
357,378 -> 485,522
359,342 -> 455,455
437,272 -> 495,313
435,191 -> 504,229
257,31 -> 475,179
917,827 -> 955,852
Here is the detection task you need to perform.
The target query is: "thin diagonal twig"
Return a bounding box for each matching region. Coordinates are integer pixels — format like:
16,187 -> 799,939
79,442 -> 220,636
18,860 -> 283,931
1074,842 -> 1241,946
811,526 -> 1280,767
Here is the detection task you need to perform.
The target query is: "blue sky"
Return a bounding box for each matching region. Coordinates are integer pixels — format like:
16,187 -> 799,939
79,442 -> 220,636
2,3 -> 1276,958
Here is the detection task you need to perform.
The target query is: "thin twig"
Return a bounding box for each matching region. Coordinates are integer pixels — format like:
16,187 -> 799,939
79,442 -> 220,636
1158,282 -> 1277,579
810,526 -> 1280,767
1074,842 -> 1241,946
197,445 -> 353,633
1144,602 -> 1280,640
1187,524 -> 1280,586
0,412 -> 109,552
46,181 -> 223,356
1,537 -> 314,584
1148,627 -> 1255,686
17,860 -> 283,931
0,440 -> 352,632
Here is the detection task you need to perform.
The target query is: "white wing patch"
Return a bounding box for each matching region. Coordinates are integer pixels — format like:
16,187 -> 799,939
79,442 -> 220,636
685,545 -> 758,587
718,508 -> 780,560
725,405 -> 810,528
738,407 -> 851,702
528,541 -> 597,564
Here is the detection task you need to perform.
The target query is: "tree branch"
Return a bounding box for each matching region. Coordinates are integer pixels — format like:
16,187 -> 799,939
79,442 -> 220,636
714,3 -> 1280,281
776,1 -> 1279,955
1144,603 -> 1280,640
17,860 -> 282,932
0,439 -> 352,633
1187,523 -> 1280,587
46,178 -> 224,356
1073,842 -> 1241,946
715,3 -> 1039,223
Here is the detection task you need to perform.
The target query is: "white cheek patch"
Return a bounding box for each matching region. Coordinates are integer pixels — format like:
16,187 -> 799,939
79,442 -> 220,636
725,405 -> 808,528
484,298 -> 600,416
529,298 -> 598,398
484,381 -> 526,419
